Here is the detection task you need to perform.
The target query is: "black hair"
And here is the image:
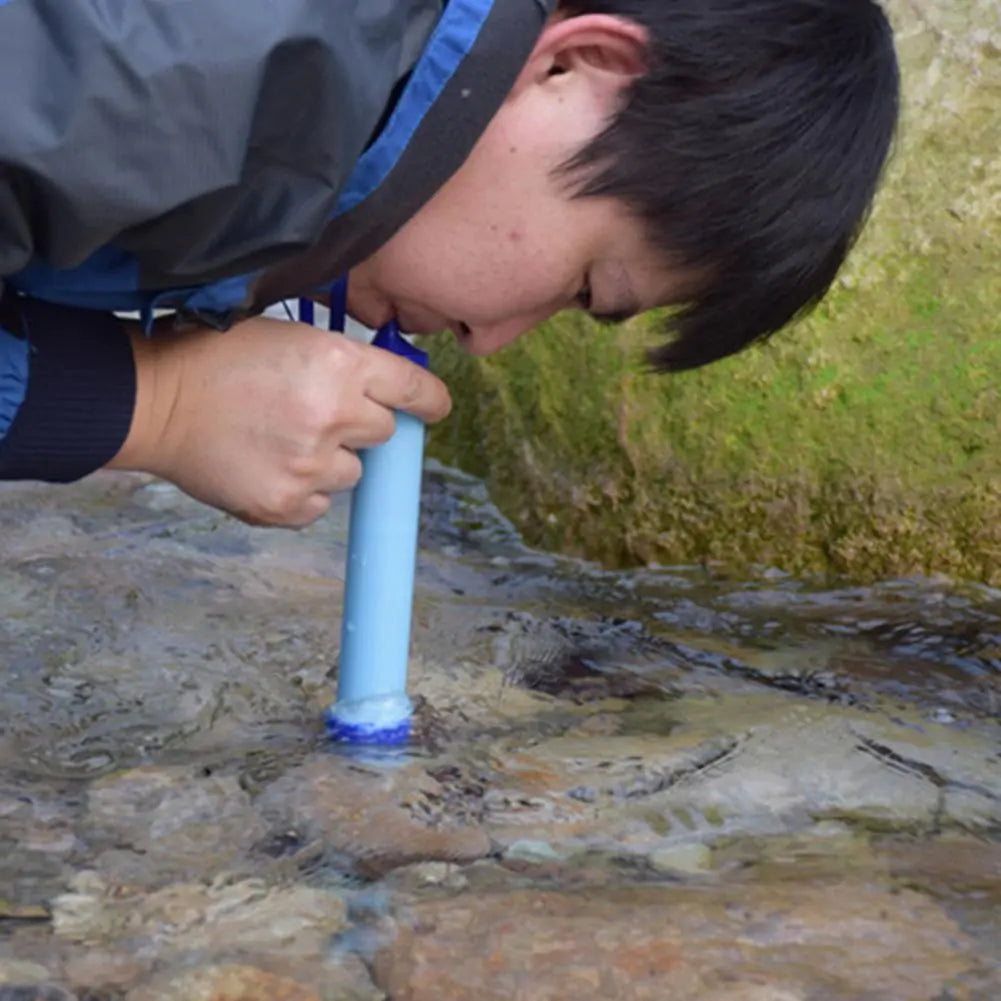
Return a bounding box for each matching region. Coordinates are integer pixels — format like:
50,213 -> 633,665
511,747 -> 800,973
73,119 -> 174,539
559,0 -> 900,371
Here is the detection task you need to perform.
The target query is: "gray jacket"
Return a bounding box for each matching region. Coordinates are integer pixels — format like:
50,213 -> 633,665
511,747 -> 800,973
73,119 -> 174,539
0,0 -> 551,481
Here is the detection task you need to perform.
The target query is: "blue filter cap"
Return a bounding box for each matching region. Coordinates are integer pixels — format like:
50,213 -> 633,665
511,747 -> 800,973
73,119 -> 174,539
373,320 -> 429,368
325,692 -> 413,745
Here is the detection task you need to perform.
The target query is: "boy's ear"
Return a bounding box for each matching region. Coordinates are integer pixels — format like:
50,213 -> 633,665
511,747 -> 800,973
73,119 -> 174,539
510,13 -> 648,95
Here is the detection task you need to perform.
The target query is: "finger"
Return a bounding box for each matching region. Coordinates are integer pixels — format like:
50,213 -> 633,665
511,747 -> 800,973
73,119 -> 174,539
338,401 -> 397,451
292,492 -> 333,528
360,346 -> 452,423
239,491 -> 334,529
232,449 -> 362,527
309,446 -> 363,495
252,491 -> 334,530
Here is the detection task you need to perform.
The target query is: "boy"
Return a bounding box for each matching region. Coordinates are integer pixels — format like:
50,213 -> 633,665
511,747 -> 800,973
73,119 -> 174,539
0,0 -> 899,526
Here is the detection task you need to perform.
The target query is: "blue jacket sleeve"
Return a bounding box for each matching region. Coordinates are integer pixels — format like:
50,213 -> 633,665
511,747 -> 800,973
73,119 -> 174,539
0,325 -> 29,437
0,297 -> 135,483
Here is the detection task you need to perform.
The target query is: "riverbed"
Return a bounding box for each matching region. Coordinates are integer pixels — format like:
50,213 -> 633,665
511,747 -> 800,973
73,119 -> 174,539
1,466 -> 999,1000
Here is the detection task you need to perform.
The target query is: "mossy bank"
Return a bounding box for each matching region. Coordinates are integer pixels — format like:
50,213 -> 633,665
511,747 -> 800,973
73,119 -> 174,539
429,0 -> 1001,583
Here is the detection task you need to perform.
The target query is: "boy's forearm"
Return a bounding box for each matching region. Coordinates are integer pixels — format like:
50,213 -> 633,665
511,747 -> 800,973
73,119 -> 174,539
0,298 -> 135,482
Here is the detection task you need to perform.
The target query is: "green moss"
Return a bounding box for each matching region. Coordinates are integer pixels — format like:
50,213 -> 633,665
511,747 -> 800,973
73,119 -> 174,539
429,258 -> 1001,581
815,811 -> 935,837
644,811 -> 673,837
671,806 -> 697,831
428,2 -> 1001,583
702,805 -> 726,828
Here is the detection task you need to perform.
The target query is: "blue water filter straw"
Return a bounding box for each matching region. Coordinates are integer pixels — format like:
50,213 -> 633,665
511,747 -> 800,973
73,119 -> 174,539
299,282 -> 427,744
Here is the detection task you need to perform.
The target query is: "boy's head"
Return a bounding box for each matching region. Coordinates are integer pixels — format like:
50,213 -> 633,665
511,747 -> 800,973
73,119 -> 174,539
348,0 -> 899,369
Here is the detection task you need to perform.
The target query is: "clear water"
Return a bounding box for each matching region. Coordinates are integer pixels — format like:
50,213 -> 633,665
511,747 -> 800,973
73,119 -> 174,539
1,465 -> 998,999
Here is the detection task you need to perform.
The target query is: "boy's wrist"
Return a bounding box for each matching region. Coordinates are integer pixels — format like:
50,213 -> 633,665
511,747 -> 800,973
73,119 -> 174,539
106,324 -> 181,478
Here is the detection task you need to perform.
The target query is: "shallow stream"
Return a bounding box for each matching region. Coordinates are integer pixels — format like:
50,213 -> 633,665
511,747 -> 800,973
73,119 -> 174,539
1,466 -> 999,1000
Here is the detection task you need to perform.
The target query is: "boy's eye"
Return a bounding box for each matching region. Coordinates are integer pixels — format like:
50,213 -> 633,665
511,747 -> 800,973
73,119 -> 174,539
575,280 -> 592,311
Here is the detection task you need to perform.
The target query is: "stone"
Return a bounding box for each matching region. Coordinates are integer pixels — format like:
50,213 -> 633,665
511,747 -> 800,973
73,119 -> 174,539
477,692 -> 1001,854
126,964 -> 320,1001
256,755 -> 491,877
385,862 -> 470,891
62,950 -> 148,995
648,842 -> 712,876
0,988 -> 76,1001
502,840 -> 566,863
885,834 -> 1001,893
372,877 -> 973,1001
85,766 -> 268,878
126,959 -> 384,1001
0,962 -> 51,986
52,873 -> 347,962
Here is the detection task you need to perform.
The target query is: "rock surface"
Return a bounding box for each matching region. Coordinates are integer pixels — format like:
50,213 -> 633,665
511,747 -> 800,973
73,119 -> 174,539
372,872 -> 976,1001
2,473 -> 1000,999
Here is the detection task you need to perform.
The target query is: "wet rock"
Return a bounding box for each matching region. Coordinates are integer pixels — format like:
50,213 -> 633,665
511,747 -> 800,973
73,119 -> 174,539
85,766 -> 268,880
0,902 -> 48,922
482,611 -> 677,703
0,794 -> 79,860
0,847 -> 66,916
407,658 -> 563,745
502,839 -> 566,863
0,988 -> 76,1001
126,959 -> 384,1001
126,964 -> 321,1001
256,755 -> 491,877
0,963 -> 51,986
885,834 -> 1001,894
698,991 -> 803,1001
648,842 -> 713,876
52,872 -> 347,962
372,878 -> 973,1001
62,950 -> 148,996
270,956 -> 386,1001
383,862 -> 470,893
478,692 -> 1001,853
0,793 -> 80,906
480,726 -> 745,850
5,422 -> 1001,1000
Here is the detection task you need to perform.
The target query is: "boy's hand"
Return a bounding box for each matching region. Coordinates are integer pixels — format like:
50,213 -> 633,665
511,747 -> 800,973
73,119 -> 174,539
107,317 -> 450,526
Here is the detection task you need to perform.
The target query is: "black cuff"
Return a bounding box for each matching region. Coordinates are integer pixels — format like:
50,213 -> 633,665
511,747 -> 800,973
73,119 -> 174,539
0,296 -> 136,483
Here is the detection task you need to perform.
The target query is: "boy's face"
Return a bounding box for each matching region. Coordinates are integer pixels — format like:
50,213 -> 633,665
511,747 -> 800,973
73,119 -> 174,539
347,12 -> 686,355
